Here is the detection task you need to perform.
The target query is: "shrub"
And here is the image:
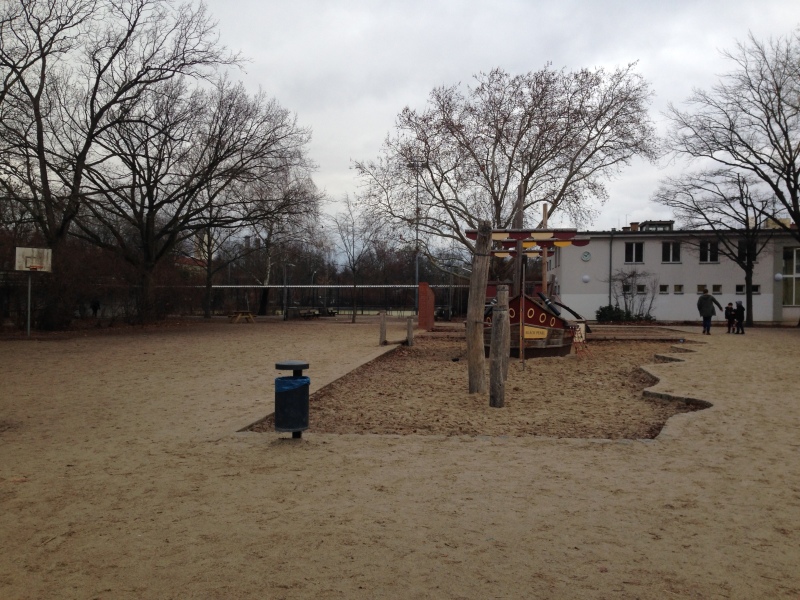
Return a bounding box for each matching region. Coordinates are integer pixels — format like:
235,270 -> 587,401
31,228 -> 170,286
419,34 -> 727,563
596,305 -> 627,322
596,305 -> 656,323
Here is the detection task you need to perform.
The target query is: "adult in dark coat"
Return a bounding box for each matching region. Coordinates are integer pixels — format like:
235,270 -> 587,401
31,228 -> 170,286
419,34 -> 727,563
734,300 -> 745,334
697,289 -> 723,335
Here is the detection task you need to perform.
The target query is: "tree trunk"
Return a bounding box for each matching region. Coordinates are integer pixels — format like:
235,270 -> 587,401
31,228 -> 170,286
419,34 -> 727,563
258,288 -> 269,316
351,281 -> 357,323
489,285 -> 509,408
203,263 -> 214,319
744,265 -> 755,327
466,220 -> 492,394
138,267 -> 156,324
37,239 -> 76,331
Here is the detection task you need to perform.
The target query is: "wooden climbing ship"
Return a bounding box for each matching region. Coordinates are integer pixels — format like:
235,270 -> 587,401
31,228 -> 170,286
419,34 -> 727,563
484,293 -> 576,358
467,222 -> 590,359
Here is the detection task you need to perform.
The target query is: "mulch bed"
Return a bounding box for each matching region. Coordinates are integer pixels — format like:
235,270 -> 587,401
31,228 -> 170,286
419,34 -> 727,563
249,333 -> 702,439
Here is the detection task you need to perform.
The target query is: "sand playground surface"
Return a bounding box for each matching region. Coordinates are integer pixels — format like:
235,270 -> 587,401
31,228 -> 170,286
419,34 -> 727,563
1,317 -> 799,599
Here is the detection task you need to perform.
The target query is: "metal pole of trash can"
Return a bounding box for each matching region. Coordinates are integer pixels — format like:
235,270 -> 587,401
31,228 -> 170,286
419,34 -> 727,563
275,360 -> 309,439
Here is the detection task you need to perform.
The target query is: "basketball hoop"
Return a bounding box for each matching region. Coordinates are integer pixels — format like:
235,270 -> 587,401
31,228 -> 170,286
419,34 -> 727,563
28,265 -> 43,271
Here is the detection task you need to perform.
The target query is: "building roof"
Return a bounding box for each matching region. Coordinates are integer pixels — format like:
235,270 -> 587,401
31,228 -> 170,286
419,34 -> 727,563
578,223 -> 797,238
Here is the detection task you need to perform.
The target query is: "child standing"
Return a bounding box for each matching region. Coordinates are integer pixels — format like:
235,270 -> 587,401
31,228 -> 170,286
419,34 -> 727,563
724,302 -> 735,333
734,301 -> 745,334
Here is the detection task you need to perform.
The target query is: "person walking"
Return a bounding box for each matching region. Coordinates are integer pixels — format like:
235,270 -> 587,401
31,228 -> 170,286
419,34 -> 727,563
734,300 -> 746,334
697,289 -> 723,335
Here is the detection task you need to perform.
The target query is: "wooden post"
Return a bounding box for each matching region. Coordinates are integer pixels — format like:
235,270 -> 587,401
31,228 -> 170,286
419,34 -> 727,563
490,285 -> 509,408
406,317 -> 414,347
520,259 -> 526,365
379,311 -> 387,345
512,186 -> 524,297
541,203 -> 548,295
466,220 -> 492,394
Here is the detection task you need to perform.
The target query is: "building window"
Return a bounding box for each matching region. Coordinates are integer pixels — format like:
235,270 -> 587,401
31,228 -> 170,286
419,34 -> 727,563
659,284 -> 669,294
736,284 -> 761,294
625,242 -> 643,263
636,284 -> 646,294
662,242 -> 680,263
622,284 -> 631,294
782,248 -> 800,306
712,284 -> 722,294
700,241 -> 719,263
674,284 -> 684,294
697,285 -> 706,294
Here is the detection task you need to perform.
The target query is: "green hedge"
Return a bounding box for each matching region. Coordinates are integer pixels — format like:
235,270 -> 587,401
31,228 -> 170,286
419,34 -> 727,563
595,305 -> 655,323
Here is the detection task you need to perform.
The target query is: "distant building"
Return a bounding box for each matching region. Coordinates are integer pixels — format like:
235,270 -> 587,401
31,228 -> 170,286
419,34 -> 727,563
551,220 -> 800,324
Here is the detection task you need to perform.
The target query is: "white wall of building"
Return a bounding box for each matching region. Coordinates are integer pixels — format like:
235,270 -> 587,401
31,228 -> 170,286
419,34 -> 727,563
553,232 -> 791,323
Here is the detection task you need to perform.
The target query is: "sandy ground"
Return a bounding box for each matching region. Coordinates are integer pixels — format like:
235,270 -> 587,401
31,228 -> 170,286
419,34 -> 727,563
1,317 -> 799,599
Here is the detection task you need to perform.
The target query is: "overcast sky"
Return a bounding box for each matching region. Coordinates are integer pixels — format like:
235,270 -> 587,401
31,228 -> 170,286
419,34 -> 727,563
203,0 -> 799,231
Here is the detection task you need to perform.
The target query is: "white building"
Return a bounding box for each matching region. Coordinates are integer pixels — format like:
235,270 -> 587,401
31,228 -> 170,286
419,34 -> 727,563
552,220 -> 800,325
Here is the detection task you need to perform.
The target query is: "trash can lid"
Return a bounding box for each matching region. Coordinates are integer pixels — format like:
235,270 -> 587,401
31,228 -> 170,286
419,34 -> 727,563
276,360 -> 309,371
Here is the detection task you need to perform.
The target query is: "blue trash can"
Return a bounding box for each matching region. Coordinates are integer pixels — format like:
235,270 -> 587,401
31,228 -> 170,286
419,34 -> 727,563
275,375 -> 309,436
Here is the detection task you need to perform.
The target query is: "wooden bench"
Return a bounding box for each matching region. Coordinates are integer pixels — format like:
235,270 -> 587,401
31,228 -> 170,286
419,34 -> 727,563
228,311 -> 255,323
299,310 -> 319,320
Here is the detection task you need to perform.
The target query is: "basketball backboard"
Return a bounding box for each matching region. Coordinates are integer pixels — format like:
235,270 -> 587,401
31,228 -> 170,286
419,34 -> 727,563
15,247 -> 52,272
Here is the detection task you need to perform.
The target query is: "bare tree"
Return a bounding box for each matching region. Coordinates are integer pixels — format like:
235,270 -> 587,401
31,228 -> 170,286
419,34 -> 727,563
0,0 -> 237,326
354,65 -> 657,253
191,190 -> 250,318
73,78 -> 314,322
653,170 -> 776,325
609,268 -> 658,320
0,0 -> 96,108
195,173 -> 321,318
330,195 -> 385,323
667,30 -> 800,243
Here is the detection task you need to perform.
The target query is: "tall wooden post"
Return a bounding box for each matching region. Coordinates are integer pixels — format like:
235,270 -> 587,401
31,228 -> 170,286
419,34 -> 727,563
512,186 -> 524,297
466,220 -> 492,394
379,311 -> 387,345
490,285 -> 510,408
541,203 -> 549,295
520,259 -> 526,365
406,317 -> 414,347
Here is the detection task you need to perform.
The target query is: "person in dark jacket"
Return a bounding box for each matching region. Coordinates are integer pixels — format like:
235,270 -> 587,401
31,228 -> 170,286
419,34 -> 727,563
724,302 -> 735,333
697,289 -> 723,335
734,300 -> 745,334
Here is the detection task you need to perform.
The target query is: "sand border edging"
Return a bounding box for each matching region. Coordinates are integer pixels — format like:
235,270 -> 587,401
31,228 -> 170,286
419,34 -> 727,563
637,345 -> 714,440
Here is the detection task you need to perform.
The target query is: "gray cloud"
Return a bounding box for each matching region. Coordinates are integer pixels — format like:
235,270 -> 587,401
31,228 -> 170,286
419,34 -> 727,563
204,0 -> 800,229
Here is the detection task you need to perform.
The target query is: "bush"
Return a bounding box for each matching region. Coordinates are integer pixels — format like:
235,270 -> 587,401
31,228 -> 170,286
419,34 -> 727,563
596,305 -> 627,322
595,305 -> 656,323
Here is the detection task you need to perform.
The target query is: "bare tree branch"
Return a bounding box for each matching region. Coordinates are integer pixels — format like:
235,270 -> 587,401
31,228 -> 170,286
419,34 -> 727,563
666,30 -> 800,242
354,65 -> 657,253
652,169 -> 775,325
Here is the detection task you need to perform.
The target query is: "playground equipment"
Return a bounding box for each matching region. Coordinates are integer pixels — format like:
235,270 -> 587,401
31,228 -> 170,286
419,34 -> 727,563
466,226 -> 590,359
484,291 -> 577,357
